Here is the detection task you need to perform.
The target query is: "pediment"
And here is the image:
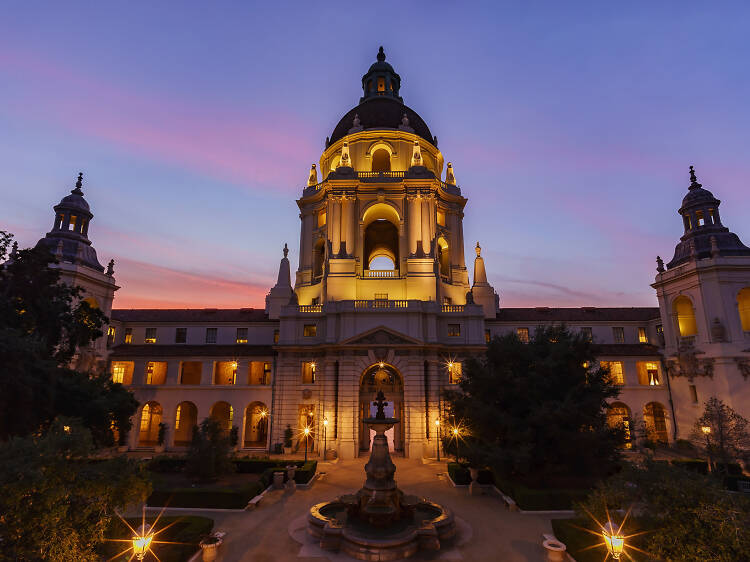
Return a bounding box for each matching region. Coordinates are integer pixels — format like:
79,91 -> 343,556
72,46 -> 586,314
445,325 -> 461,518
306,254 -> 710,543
341,326 -> 421,346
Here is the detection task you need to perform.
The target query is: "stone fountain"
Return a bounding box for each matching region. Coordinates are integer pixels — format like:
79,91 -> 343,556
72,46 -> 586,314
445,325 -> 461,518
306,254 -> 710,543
308,390 -> 455,560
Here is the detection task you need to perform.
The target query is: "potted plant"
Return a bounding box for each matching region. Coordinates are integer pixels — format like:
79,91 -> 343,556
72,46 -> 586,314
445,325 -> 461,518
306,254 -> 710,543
155,422 -> 167,453
199,534 -> 223,562
283,425 -> 293,455
229,425 -> 240,452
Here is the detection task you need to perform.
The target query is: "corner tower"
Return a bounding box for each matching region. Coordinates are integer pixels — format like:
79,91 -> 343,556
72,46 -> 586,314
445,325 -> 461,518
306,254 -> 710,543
294,47 -> 489,310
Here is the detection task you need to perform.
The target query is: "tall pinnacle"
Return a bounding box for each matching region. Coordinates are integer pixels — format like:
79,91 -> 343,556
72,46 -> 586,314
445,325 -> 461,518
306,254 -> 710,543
689,165 -> 702,190
377,46 -> 385,62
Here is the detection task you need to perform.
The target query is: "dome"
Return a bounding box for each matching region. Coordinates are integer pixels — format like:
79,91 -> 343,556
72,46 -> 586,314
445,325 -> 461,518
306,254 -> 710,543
679,166 -> 720,211
329,97 -> 434,146
58,192 -> 91,212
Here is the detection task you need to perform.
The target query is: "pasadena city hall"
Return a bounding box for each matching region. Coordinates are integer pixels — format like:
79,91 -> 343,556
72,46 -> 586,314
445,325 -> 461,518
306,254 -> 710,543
33,48 -> 750,459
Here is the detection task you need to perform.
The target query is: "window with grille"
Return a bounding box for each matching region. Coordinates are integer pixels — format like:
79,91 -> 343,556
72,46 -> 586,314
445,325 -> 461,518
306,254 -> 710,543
236,327 -> 248,343
612,327 -> 625,343
124,328 -> 132,344
580,327 -> 592,342
205,328 -> 217,344
516,328 -> 530,343
447,324 -> 461,337
304,324 -> 317,337
144,328 -> 157,344
302,361 -> 316,384
601,361 -> 625,385
175,327 -> 187,343
638,327 -> 648,343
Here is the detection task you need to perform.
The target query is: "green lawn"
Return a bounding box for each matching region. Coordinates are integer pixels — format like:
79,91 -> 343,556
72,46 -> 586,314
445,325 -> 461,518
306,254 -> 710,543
98,515 -> 213,562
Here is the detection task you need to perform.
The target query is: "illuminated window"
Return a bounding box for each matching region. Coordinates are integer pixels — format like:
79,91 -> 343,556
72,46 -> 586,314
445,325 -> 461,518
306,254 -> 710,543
612,327 -> 625,343
447,324 -> 461,337
689,384 -> 698,403
437,209 -> 446,226
737,288 -> 750,332
607,403 -> 632,448
55,213 -> 64,229
205,328 -> 217,344
637,361 -> 660,385
683,214 -> 692,230
673,296 -> 697,337
140,404 -> 150,427
145,362 -> 167,385
175,404 -> 182,430
107,326 -> 115,346
249,361 -> 271,385
180,362 -> 202,385
69,215 -> 77,231
708,208 -> 716,224
516,328 -> 530,343
273,329 -> 279,344
656,324 -> 663,337
317,210 -> 326,227
144,328 -> 157,344
638,327 -> 648,343
124,328 -> 132,344
696,210 -> 705,226
580,327 -> 592,342
485,329 -> 491,344
374,293 -> 388,301
112,362 -> 126,383
447,361 -> 462,384
175,327 -> 187,343
215,361 -> 237,385
377,77 -> 385,92
236,327 -> 248,343
302,361 -> 316,384
304,324 -> 317,337
601,361 -> 625,385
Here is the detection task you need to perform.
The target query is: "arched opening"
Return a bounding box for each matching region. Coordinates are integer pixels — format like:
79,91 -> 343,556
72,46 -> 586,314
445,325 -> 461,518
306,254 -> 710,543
673,296 -> 698,337
364,220 -> 399,271
174,401 -> 197,446
359,363 -> 404,454
244,402 -> 269,447
437,237 -> 450,278
737,288 -> 750,332
313,238 -> 325,279
369,255 -> 395,270
371,148 -> 391,172
138,401 -> 162,446
606,402 -> 632,448
644,402 -> 668,444
209,401 -> 233,434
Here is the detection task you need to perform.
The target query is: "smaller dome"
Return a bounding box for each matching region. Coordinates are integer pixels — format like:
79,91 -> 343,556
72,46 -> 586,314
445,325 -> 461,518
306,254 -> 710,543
55,173 -> 92,214
680,166 -> 719,211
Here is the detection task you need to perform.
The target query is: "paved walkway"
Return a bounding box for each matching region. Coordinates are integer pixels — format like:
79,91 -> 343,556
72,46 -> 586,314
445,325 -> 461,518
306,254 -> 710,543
154,457 -> 557,561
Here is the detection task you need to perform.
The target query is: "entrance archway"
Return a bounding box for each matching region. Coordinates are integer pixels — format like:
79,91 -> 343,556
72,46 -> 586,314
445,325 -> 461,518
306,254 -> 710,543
244,402 -> 269,447
359,363 -> 404,454
174,401 -> 197,446
138,401 -> 162,446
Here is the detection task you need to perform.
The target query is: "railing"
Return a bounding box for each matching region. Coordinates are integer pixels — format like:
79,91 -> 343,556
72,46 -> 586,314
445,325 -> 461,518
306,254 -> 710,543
355,299 -> 409,309
302,172 -> 461,195
441,304 -> 465,313
357,171 -> 406,179
298,304 -> 323,313
363,269 -> 398,278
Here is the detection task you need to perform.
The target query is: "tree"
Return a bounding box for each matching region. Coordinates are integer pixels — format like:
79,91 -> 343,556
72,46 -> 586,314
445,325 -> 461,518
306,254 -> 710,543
0,419 -> 151,561
185,418 -> 235,482
0,232 -> 137,444
443,325 -> 623,484
578,460 -> 750,561
692,397 -> 750,472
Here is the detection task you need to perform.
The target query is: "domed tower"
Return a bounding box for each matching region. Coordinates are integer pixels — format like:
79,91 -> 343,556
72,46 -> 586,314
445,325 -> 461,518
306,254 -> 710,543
36,173 -> 119,362
652,166 -> 750,435
293,47 -> 496,314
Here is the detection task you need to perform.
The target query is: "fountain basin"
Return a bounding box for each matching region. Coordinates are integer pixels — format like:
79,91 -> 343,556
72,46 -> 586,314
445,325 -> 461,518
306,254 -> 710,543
308,499 -> 455,560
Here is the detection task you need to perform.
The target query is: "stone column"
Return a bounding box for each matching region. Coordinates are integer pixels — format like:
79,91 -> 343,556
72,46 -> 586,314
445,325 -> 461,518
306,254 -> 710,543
421,196 -> 431,255
202,360 -> 215,386
408,195 -> 421,255
165,361 -> 180,385
132,359 -> 148,385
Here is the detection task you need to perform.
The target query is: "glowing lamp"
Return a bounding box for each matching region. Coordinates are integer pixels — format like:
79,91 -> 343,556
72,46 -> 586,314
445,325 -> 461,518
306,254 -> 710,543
310,362 -> 316,369
701,425 -> 711,435
304,426 -> 311,436
260,410 -> 267,418
434,419 -> 440,427
602,522 -> 624,559
379,361 -> 385,368
452,428 -> 459,436
323,417 -> 329,426
132,524 -> 154,560
447,361 -> 454,369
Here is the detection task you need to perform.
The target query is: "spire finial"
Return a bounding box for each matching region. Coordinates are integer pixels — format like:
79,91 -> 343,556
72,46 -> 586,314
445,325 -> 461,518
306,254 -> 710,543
377,46 -> 385,62
283,243 -> 289,258
72,172 -> 84,195
475,242 -> 481,257
689,165 -> 702,189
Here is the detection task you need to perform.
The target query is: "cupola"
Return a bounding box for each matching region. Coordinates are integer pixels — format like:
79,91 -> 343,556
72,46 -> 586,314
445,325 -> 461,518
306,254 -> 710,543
36,172 -> 105,272
666,166 -> 750,268
360,46 -> 402,103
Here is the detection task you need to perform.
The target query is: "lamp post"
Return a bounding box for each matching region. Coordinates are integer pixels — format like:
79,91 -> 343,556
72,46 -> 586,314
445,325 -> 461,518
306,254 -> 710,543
303,426 -> 310,462
435,419 -> 441,461
132,509 -> 154,561
602,521 -> 624,560
701,425 -> 712,473
323,417 -> 328,460
452,427 -> 460,463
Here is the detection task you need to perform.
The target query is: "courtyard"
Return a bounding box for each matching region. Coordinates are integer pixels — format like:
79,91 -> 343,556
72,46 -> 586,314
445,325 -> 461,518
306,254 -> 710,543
147,456 -> 559,562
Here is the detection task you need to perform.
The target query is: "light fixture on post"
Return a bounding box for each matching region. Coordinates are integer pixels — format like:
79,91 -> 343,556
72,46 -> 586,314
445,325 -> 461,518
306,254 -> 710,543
452,427 -> 460,463
323,417 -> 328,460
131,512 -> 154,561
701,425 -> 712,472
303,426 -> 311,462
602,521 -> 624,559
434,419 -> 441,461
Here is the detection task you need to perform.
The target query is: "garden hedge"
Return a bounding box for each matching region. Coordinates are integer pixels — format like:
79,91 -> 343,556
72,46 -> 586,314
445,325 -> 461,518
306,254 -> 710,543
493,471 -> 590,510
147,481 -> 264,509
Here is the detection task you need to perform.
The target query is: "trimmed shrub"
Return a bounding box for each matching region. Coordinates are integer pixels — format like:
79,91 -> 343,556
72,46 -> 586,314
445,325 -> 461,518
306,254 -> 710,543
295,461 -> 318,484
493,471 -> 589,510
147,455 -> 187,473
670,459 -> 708,475
147,481 -> 263,509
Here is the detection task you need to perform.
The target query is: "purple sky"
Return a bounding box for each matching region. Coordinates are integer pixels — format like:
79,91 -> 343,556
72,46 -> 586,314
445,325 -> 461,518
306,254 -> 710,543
2,3 -> 749,309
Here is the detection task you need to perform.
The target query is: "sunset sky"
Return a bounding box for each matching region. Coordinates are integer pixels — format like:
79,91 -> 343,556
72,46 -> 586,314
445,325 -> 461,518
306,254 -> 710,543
2,2 -> 749,309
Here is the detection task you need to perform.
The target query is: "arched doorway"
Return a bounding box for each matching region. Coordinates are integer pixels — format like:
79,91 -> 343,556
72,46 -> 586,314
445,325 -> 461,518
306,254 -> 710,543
244,402 -> 269,447
607,402 -> 632,448
371,148 -> 391,172
174,401 -> 197,446
359,363 -> 404,454
138,401 -> 162,446
644,402 -> 669,444
210,401 -> 233,434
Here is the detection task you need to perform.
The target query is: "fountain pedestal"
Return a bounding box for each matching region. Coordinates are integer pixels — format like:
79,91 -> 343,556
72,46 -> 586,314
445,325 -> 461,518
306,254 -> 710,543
307,390 -> 456,560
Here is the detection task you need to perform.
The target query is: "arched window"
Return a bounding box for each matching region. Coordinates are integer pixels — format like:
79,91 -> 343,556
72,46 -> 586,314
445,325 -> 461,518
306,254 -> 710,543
437,237 -> 450,277
313,238 -> 325,279
138,401 -> 162,445
737,288 -> 750,332
371,148 -> 391,172
673,295 -> 698,337
210,401 -> 233,433
607,402 -> 632,447
244,402 -> 269,447
364,219 -> 399,271
644,402 -> 668,444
